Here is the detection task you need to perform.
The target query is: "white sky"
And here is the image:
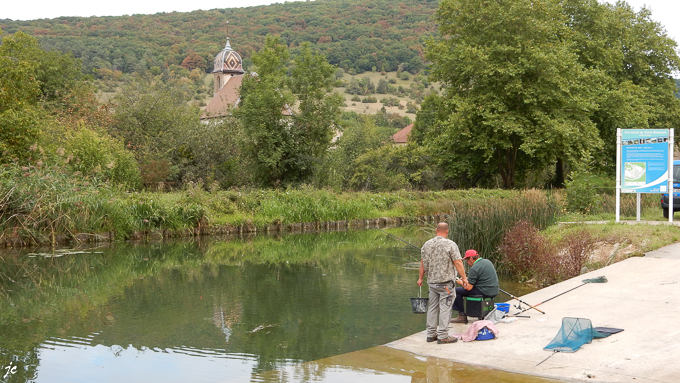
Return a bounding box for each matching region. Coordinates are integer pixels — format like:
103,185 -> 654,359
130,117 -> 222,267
1,1 -> 679,48
0,0 -> 302,21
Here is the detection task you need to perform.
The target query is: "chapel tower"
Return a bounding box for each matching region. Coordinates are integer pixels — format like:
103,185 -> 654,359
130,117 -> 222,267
212,37 -> 245,95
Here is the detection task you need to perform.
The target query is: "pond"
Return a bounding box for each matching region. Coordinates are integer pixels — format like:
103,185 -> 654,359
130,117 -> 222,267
0,227 -> 554,382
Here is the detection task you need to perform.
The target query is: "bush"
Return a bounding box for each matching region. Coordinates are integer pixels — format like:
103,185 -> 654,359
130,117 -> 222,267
361,96 -> 378,103
63,128 -> 141,189
560,229 -> 594,279
499,220 -> 594,286
498,220 -> 550,282
565,172 -> 613,214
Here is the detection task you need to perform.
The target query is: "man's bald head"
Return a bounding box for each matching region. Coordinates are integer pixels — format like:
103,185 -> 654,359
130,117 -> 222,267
435,222 -> 449,236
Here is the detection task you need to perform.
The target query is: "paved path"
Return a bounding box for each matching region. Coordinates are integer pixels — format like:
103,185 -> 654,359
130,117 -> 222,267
387,245 -> 680,382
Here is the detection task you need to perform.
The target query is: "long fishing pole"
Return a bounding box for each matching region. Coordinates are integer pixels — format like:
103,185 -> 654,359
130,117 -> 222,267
513,276 -> 607,315
499,288 -> 545,315
377,228 -> 422,251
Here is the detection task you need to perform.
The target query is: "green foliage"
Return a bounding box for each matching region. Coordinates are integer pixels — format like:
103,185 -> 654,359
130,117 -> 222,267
426,0 -> 603,189
0,30 -> 92,165
63,128 -> 141,189
110,77 -> 201,155
350,144 -> 441,191
449,190 -> 560,270
237,37 -> 342,187
316,113 -> 391,190
0,31 -> 43,162
169,117 -> 245,188
565,172 -> 614,214
423,0 -> 680,188
565,0 -> 680,173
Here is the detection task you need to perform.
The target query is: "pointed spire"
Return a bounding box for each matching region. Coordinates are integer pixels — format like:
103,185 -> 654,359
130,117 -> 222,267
224,21 -> 232,50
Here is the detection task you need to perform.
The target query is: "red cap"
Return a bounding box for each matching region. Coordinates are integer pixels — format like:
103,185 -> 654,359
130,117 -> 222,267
464,249 -> 479,259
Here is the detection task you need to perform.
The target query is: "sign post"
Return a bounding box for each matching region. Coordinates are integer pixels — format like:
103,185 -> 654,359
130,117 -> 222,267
617,129 -> 672,222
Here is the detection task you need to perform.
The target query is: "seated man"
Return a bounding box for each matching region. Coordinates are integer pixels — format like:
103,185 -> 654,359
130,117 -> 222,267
450,249 -> 499,324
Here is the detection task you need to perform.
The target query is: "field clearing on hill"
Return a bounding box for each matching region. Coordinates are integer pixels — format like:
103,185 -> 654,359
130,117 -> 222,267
200,71 -> 440,117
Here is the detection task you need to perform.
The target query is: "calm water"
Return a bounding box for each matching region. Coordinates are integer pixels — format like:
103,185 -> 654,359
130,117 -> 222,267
0,228 -> 545,383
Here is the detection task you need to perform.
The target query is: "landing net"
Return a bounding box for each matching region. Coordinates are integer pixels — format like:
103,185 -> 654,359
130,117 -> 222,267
544,317 -> 610,353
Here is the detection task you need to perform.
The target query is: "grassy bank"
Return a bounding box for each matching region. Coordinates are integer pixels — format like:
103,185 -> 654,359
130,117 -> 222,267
0,166 -> 560,246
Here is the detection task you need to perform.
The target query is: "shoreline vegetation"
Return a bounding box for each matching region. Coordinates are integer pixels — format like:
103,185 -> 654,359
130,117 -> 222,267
1,185 -> 556,247
2,185 -> 676,262
1,187 -> 679,326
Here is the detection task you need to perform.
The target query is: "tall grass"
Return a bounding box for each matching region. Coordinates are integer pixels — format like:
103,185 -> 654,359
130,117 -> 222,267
2,164 -> 560,247
0,165 -> 205,243
446,190 -> 560,265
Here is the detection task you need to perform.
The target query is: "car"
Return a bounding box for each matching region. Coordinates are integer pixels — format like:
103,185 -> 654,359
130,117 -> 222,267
660,160 -> 680,218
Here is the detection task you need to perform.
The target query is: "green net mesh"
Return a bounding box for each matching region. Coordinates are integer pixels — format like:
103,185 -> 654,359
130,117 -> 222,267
544,317 -> 610,353
582,276 -> 608,283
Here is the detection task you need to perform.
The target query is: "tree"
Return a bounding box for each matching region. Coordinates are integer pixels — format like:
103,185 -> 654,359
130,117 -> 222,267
0,30 -> 85,162
181,52 -> 206,71
425,0 -> 604,188
350,144 -> 440,191
290,43 -> 344,166
0,31 -> 41,162
110,76 -> 202,186
563,0 -> 680,175
237,36 -> 342,187
423,0 -> 680,188
317,113 -> 392,189
376,78 -> 389,94
110,77 -> 200,154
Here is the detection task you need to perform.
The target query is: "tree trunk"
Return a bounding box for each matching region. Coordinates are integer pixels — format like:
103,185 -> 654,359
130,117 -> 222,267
554,157 -> 565,188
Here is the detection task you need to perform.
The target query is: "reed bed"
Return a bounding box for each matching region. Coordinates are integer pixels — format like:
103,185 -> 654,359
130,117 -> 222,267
1,166 -> 560,247
446,190 -> 560,266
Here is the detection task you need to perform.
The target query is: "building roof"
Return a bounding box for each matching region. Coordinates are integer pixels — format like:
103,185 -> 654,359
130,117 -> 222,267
392,123 -> 414,144
202,75 -> 243,119
212,38 -> 245,75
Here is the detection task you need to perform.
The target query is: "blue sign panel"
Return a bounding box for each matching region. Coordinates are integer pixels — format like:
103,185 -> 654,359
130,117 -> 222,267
621,129 -> 670,193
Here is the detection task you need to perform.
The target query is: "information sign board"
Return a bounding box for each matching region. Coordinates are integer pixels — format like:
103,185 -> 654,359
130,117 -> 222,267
620,129 -> 670,193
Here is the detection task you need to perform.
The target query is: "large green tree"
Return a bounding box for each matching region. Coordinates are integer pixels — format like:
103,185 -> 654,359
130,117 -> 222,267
420,0 -> 680,188
237,36 -> 343,187
0,30 -> 86,163
563,0 -> 680,172
424,0 -> 602,189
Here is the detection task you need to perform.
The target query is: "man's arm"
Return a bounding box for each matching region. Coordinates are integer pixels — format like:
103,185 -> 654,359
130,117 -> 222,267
417,260 -> 425,286
453,259 -> 467,286
456,278 -> 474,291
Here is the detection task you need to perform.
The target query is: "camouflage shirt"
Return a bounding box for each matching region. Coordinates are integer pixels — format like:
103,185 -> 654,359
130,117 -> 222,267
421,236 -> 462,283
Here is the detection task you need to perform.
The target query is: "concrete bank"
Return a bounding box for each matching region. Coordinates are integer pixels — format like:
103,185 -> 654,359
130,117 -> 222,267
387,247 -> 680,382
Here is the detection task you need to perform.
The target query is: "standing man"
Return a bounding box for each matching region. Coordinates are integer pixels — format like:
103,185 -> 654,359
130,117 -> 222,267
417,222 -> 467,344
450,249 -> 499,324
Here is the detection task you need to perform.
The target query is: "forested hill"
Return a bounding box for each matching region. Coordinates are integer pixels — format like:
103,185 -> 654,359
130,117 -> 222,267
0,0 -> 438,76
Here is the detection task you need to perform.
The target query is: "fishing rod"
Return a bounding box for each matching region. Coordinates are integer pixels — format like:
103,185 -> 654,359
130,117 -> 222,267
500,288 -> 545,315
513,276 -> 608,315
377,228 -> 422,251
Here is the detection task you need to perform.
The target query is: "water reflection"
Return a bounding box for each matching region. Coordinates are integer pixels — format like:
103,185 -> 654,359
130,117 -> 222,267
0,228 -> 541,382
36,338 -> 271,383
262,346 -> 562,383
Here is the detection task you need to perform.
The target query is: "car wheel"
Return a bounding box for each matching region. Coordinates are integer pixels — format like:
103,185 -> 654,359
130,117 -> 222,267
663,208 -> 669,219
